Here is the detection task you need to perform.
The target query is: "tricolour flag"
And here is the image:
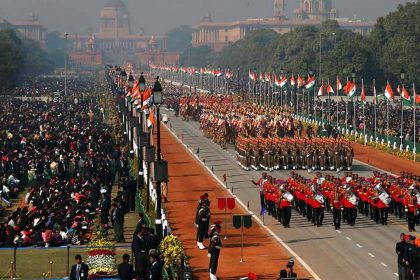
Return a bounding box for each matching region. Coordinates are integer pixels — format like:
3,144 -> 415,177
265,72 -> 271,82
361,80 -> 366,105
337,77 -> 343,91
249,71 -> 257,81
415,85 -> 420,105
317,82 -> 324,97
275,76 -> 287,88
344,79 -> 351,94
147,108 -> 156,128
384,81 -> 395,101
402,85 -> 411,106
348,82 -> 356,99
259,72 -> 264,81
327,81 -> 334,94
305,76 -> 315,90
290,74 -> 296,86
297,75 -> 304,88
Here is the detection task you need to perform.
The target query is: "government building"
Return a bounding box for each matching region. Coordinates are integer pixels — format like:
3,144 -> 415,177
192,0 -> 375,51
66,0 -> 179,66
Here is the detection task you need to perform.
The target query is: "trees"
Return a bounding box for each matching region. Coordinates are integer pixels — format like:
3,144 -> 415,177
166,26 -> 192,53
179,46 -> 215,67
0,29 -> 24,91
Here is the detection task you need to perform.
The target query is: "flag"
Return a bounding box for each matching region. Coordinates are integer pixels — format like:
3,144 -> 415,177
337,77 -> 343,91
348,82 -> 356,99
297,75 -> 304,88
291,74 -> 296,86
397,85 -> 401,95
344,79 -> 352,94
260,207 -> 266,216
361,80 -> 366,105
317,82 -> 324,97
402,85 -> 411,106
147,108 -> 155,128
259,72 -> 264,81
415,86 -> 420,105
265,72 -> 271,82
249,71 -> 257,81
384,81 -> 395,100
305,76 -> 315,90
373,84 -> 378,105
137,88 -> 153,110
327,81 -> 334,94
275,75 -> 287,88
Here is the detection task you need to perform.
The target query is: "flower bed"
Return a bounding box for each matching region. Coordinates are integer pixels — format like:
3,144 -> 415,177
160,235 -> 185,269
86,239 -> 117,278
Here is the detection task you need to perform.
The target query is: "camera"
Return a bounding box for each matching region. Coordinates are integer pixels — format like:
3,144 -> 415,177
162,114 -> 169,124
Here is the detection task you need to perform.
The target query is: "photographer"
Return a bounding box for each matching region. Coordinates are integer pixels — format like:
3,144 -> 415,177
277,258 -> 297,280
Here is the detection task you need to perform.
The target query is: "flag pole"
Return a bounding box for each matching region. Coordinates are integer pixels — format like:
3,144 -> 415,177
414,82 -> 416,162
374,79 -> 377,146
362,79 -> 366,144
336,77 -> 339,128
327,79 -> 331,124
400,84 -> 404,150
386,83 -> 390,149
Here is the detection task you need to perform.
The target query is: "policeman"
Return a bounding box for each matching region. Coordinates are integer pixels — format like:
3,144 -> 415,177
208,222 -> 222,280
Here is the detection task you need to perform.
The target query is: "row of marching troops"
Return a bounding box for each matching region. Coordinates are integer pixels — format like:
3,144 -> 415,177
194,193 -> 222,280
180,93 -> 231,122
253,171 -> 420,231
236,135 -> 354,173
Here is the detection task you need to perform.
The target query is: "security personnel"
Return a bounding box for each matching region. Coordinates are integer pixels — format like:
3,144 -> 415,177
208,222 -> 222,280
196,200 -> 210,249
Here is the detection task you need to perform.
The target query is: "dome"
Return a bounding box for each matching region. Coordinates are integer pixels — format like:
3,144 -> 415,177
101,0 -> 129,18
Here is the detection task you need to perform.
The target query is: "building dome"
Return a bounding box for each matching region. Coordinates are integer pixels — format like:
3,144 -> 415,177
100,0 -> 131,37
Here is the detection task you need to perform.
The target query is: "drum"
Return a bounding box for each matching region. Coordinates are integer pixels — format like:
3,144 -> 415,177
348,195 -> 358,206
314,194 -> 325,204
283,192 -> 294,202
378,192 -> 391,205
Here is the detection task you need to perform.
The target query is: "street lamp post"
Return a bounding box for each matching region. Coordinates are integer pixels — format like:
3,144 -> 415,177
153,76 -> 167,238
351,67 -> 356,132
400,68 -> 406,149
137,73 -> 146,191
120,69 -> 128,143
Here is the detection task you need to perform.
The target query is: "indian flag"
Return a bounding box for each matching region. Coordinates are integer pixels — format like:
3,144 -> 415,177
147,108 -> 155,128
327,81 -> 334,94
275,76 -> 287,88
361,80 -> 366,105
402,85 -> 411,106
317,82 -> 324,97
305,76 -> 315,90
297,75 -> 304,88
290,74 -> 296,86
415,84 -> 420,105
337,77 -> 343,91
384,81 -> 395,101
348,82 -> 356,99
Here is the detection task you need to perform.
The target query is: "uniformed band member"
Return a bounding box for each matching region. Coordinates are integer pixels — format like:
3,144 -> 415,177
331,186 -> 343,230
405,187 -> 418,232
208,222 -> 222,280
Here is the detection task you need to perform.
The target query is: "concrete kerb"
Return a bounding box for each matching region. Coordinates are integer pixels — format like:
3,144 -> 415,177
162,123 -> 322,280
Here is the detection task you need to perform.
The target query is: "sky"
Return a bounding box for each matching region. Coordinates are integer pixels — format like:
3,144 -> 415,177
0,0 -> 413,35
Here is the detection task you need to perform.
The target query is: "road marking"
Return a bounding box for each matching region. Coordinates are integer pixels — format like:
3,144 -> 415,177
356,244 -> 362,248
336,230 -> 341,234
394,273 -> 399,277
381,262 -> 388,267
368,253 -> 375,258
346,237 -> 351,241
164,123 -> 323,280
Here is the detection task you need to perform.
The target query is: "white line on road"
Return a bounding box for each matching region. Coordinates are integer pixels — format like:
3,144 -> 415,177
164,124 -> 323,280
346,237 -> 351,241
381,262 -> 388,267
336,230 -> 341,233
368,253 -> 375,258
356,244 -> 362,248
394,273 -> 399,277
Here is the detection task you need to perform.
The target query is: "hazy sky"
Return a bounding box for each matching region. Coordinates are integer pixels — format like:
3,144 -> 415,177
0,0 -> 412,35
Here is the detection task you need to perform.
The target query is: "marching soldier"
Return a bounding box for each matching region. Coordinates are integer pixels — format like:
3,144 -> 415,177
208,222 -> 222,280
279,185 -> 292,228
405,187 -> 418,232
331,185 -> 343,230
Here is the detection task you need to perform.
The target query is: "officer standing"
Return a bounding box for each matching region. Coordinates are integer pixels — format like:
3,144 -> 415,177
396,233 -> 407,280
208,222 -> 222,280
195,200 -> 210,250
332,186 -> 342,230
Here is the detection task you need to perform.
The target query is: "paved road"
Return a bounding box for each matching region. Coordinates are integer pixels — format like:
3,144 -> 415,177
162,108 -> 408,280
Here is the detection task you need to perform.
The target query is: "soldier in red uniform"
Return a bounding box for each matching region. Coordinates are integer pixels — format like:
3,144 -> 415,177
404,187 -> 418,232
331,185 -> 343,230
279,185 -> 292,228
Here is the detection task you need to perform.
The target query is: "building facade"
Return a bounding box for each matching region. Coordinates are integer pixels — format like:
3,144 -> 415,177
192,0 -> 373,52
66,0 -> 174,65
